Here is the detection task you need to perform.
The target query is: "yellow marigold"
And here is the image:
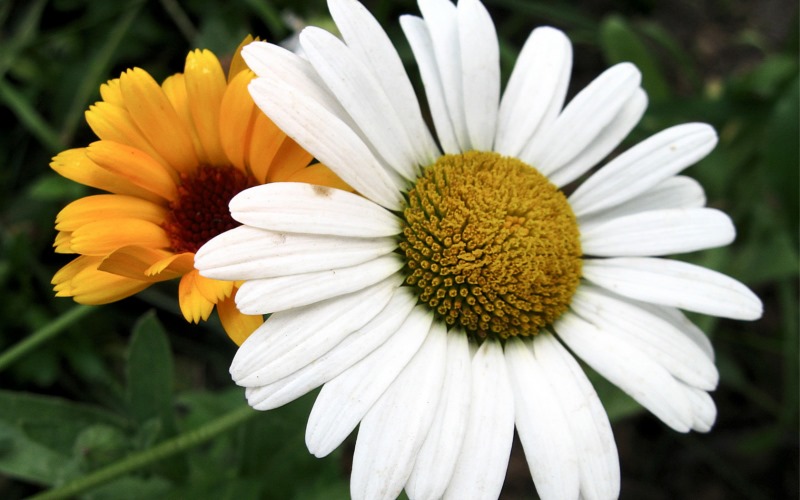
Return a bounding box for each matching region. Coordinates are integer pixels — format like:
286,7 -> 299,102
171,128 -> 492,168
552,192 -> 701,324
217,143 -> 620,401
51,37 -> 349,345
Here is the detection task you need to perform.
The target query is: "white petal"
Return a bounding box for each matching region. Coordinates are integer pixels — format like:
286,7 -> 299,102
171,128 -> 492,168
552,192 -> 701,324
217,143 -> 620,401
243,41 -> 349,120
328,0 -> 440,166
682,384 -> 717,432
406,330 -> 472,500
306,305 -> 434,457
301,27 -> 419,180
580,208 -> 736,257
571,285 -> 718,390
505,338 -> 580,500
582,257 -> 763,320
231,277 -> 399,387
195,225 -> 397,281
495,27 -> 572,158
401,15 -> 460,154
230,182 -> 402,237
458,0 -> 499,150
533,333 -> 620,500
549,88 -> 648,188
554,312 -> 695,432
247,76 -> 403,209
245,287 -> 418,410
418,0 -> 471,151
641,303 -> 715,361
351,322 -> 448,500
569,123 -> 718,217
522,63 -> 641,174
236,255 -> 404,314
444,340 -> 514,500
577,175 -> 706,228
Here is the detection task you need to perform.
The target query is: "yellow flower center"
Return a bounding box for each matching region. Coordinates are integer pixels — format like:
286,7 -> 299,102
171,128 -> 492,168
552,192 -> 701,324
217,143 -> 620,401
163,165 -> 252,254
398,151 -> 582,339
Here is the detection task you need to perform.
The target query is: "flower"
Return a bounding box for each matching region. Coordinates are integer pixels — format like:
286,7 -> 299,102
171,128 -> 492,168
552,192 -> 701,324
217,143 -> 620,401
195,1 -> 764,498
50,37 -> 350,345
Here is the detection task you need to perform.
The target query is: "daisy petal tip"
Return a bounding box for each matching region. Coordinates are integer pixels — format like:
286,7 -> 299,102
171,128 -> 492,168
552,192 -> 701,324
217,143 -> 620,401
611,61 -> 642,85
534,24 -> 567,37
742,294 -> 764,321
682,122 -> 719,149
240,41 -> 272,67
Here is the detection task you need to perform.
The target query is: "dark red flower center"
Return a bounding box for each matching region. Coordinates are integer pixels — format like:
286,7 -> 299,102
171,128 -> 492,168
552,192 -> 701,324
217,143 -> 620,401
163,165 -> 253,254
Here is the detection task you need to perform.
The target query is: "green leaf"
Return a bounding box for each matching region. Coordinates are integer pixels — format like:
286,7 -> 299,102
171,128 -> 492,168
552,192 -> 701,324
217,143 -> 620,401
126,311 -> 188,481
730,220 -> 799,284
126,311 -> 175,432
599,15 -> 671,102
0,421 -> 73,486
27,173 -> 87,202
0,390 -> 126,455
731,54 -> 798,99
82,475 -> 172,500
73,425 -> 130,471
161,477 -> 262,500
0,79 -> 64,153
0,0 -> 48,79
762,74 -> 799,233
0,392 -> 128,487
638,21 -> 702,92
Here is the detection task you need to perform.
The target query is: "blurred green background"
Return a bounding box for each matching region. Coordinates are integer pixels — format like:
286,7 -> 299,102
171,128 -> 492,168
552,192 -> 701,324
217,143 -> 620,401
0,0 -> 797,498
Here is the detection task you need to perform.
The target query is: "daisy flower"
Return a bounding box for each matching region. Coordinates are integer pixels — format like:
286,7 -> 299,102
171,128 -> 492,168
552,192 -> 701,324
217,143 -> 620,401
50,37 -> 349,345
195,1 -> 763,498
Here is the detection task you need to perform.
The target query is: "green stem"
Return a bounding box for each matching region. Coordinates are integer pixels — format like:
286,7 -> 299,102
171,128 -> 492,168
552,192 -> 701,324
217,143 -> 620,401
30,403 -> 258,500
0,305 -> 94,372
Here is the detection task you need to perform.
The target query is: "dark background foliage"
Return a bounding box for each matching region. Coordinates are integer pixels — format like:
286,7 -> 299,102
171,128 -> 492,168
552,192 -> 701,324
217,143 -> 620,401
0,0 -> 797,498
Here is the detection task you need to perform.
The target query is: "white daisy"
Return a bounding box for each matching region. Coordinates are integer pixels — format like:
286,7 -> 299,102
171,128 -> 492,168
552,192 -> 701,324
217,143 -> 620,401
194,0 -> 763,498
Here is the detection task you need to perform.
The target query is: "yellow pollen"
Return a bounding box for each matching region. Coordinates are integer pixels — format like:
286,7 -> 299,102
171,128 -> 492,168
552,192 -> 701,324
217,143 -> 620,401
398,151 -> 582,339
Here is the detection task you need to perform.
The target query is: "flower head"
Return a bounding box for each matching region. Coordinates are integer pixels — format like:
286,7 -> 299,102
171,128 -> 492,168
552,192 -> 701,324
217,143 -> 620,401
51,37 -> 349,345
196,1 -> 763,498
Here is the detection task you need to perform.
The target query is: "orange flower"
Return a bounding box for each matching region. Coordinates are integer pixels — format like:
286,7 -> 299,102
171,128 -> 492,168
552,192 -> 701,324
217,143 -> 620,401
51,37 -> 349,345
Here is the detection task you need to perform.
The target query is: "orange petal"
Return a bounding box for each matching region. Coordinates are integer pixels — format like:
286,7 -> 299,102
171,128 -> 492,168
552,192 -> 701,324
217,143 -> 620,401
85,102 -> 172,168
185,49 -> 229,167
86,141 -> 178,201
98,246 -> 181,282
265,136 -> 313,183
99,78 -> 124,106
162,73 -> 209,167
69,218 -> 170,256
219,69 -> 257,173
56,194 -> 167,232
51,148 -> 164,203
247,111 -> 288,183
198,273 -> 234,303
119,68 -> 198,174
286,163 -> 354,192
146,252 -> 195,277
228,35 -> 259,82
218,292 -> 262,346
53,255 -> 95,287
53,255 -> 150,304
178,270 -> 215,323
53,231 -> 74,254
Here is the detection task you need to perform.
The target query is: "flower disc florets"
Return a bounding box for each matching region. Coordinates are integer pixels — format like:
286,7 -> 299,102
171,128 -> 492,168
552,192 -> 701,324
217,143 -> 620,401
399,151 -> 582,339
163,165 -> 252,254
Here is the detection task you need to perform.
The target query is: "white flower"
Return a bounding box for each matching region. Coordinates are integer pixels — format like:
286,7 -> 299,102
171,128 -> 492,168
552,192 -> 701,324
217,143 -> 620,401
194,0 -> 763,498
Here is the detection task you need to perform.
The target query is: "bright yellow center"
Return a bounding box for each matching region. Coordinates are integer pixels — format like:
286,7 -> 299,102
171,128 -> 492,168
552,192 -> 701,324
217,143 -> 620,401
398,151 -> 582,339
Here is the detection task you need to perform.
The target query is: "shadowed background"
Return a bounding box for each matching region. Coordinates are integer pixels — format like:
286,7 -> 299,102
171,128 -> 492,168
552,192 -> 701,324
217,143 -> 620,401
0,0 -> 797,498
